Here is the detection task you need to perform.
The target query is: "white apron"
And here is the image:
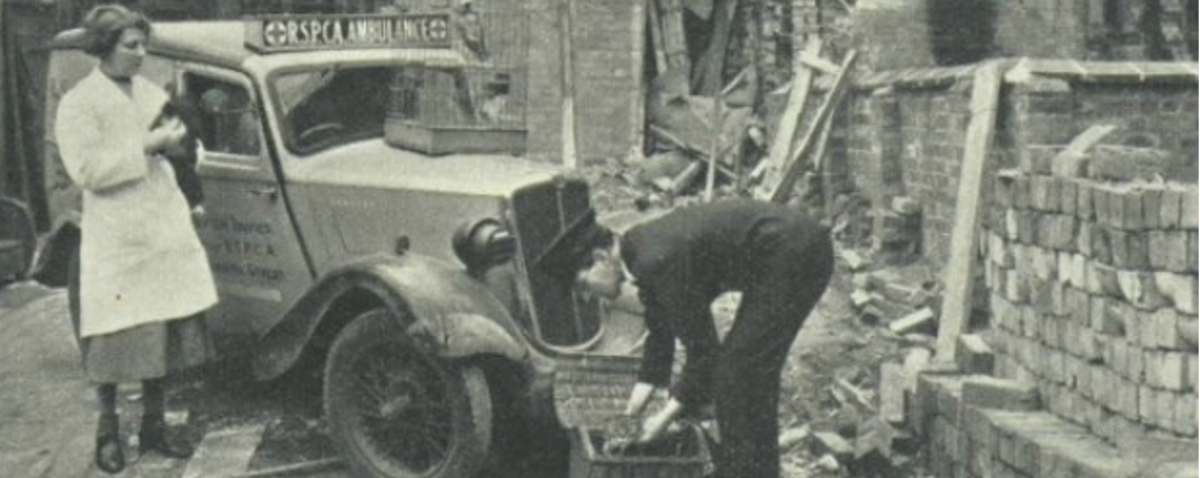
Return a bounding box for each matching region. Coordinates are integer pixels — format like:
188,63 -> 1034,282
55,68 -> 217,338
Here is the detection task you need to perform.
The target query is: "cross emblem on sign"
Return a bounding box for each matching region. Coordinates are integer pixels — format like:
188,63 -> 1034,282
427,18 -> 448,40
263,21 -> 288,46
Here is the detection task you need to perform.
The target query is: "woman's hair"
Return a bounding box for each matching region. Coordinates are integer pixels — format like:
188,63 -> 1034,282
81,4 -> 152,57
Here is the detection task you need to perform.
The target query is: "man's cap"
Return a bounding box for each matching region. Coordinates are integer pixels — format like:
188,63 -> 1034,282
534,209 -> 602,278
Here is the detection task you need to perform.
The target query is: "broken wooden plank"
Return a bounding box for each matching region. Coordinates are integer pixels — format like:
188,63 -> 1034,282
1051,124 -> 1117,177
645,0 -> 669,74
835,378 -> 876,413
889,307 -> 936,335
934,61 -> 1004,362
183,425 -> 267,478
760,49 -> 859,203
798,51 -> 841,75
691,0 -> 738,94
754,41 -> 821,185
559,0 -> 578,169
657,0 -> 690,74
235,458 -> 343,478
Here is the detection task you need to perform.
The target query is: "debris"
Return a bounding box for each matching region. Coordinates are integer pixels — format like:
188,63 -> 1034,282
840,249 -> 871,271
887,307 -> 936,335
901,333 -> 935,348
165,410 -> 189,426
954,334 -> 995,375
834,378 -> 876,413
809,432 -> 854,462
890,196 -> 921,216
816,453 -> 841,471
1051,124 -> 1117,177
779,426 -> 811,449
183,425 -> 267,478
901,348 -> 932,394
850,289 -> 874,309
877,362 -> 905,424
234,458 -> 343,478
960,376 -> 1040,411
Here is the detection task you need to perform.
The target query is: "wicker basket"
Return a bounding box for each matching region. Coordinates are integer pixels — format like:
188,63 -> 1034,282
568,425 -> 712,478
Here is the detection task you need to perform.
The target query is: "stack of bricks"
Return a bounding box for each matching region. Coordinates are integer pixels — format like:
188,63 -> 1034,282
981,156 -> 1199,444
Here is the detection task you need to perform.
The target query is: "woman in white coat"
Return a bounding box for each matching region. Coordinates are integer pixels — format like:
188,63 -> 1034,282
55,5 -> 218,473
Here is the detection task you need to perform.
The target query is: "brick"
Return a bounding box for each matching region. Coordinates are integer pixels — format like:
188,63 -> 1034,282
1115,378 -> 1140,421
957,334 -> 996,374
1191,231 -> 1198,274
1136,309 -> 1160,349
1153,388 -> 1176,430
1146,350 -> 1188,391
1088,295 -> 1123,336
1188,354 -> 1198,392
994,174 -> 1015,208
1057,252 -> 1087,289
879,362 -> 905,424
1149,230 -> 1191,273
962,376 -> 1040,412
1004,209 -> 1020,240
1017,210 -> 1038,244
1021,145 -> 1058,175
1038,214 -> 1078,251
1149,308 -> 1188,350
1041,314 -> 1063,349
1030,175 -> 1058,211
1085,260 -> 1122,297
1126,341 -> 1146,383
1182,188 -> 1198,228
888,307 -> 936,335
1066,287 -> 1090,327
1140,188 -> 1162,229
1178,316 -> 1198,349
1154,271 -> 1198,315
810,431 -> 854,460
1059,179 -> 1078,216
1108,229 -> 1150,270
1160,188 -> 1183,228
1021,307 -> 1041,340
1013,176 -> 1031,209
1175,392 -> 1198,436
1006,269 -> 1030,304
989,232 -> 1013,267
1031,246 -> 1058,281
1116,270 -> 1169,310
1116,189 -> 1145,230
1138,385 -> 1157,424
1076,182 -> 1094,220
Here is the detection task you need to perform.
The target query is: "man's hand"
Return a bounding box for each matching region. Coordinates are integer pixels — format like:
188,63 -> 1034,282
637,397 -> 683,443
625,382 -> 657,416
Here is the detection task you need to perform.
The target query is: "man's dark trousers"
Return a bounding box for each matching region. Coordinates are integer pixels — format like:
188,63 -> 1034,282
713,230 -> 833,478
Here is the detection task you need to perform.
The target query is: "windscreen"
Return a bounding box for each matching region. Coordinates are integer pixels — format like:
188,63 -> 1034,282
272,65 -> 523,154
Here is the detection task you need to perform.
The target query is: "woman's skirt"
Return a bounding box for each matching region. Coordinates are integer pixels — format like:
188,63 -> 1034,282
80,314 -> 215,384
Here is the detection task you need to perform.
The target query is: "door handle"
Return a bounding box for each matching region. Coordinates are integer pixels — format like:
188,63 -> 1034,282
250,187 -> 278,201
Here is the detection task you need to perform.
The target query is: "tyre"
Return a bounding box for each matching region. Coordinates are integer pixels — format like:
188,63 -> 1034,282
324,309 -> 491,478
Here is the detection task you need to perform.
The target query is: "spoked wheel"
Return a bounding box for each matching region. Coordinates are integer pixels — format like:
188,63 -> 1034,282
325,309 -> 491,478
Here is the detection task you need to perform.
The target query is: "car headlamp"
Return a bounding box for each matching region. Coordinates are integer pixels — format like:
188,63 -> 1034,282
452,218 -> 514,271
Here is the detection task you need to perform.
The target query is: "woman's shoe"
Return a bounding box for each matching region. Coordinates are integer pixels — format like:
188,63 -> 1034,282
95,413 -> 125,474
138,413 -> 194,459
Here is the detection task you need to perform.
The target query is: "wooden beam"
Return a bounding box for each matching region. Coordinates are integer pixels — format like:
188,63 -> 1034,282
646,0 -> 669,74
753,41 -> 821,185
756,49 -> 858,203
657,0 -> 690,73
798,51 -> 840,75
934,61 -> 1004,362
559,0 -> 578,168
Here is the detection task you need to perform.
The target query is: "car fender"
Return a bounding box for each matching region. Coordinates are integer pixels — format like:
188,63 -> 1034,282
252,252 -> 529,381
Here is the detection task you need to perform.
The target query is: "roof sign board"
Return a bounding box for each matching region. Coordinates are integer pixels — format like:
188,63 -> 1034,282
244,14 -> 453,52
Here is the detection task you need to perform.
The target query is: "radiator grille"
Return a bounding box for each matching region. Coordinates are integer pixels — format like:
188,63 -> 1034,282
510,179 -> 601,347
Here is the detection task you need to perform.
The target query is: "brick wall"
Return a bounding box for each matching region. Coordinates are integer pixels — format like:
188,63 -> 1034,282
514,0 -> 642,164
890,61 -> 1199,478
983,167 -> 1199,442
836,60 -> 1197,272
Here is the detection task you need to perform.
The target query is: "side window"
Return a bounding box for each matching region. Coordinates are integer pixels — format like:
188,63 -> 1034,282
181,73 -> 261,157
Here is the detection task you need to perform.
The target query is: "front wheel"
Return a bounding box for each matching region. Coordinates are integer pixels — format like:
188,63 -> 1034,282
324,309 -> 491,478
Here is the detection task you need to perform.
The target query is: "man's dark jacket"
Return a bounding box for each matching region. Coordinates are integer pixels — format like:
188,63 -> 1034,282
620,199 -> 826,407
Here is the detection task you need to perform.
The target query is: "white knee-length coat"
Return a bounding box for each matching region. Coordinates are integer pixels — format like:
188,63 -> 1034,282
55,68 -> 217,338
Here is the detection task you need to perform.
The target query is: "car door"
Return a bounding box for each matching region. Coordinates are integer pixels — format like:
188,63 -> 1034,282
179,64 -> 315,343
